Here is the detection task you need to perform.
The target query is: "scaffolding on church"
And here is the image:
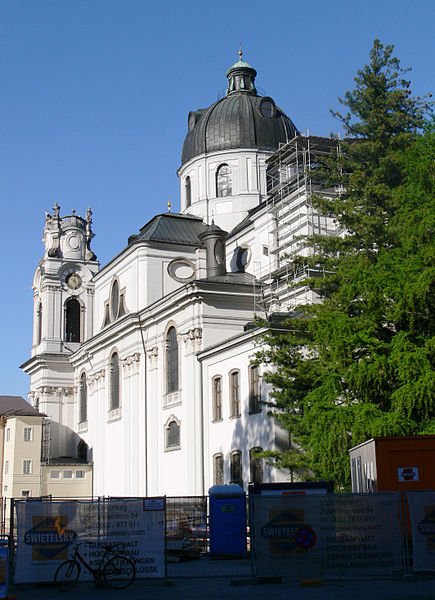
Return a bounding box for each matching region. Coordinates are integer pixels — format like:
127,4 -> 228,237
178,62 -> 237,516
255,134 -> 342,315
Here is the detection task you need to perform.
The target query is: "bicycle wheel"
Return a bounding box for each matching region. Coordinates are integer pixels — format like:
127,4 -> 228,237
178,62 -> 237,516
54,559 -> 80,591
103,554 -> 136,589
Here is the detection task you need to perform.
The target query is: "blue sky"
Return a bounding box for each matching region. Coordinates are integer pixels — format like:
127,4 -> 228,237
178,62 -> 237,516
1,0 -> 434,397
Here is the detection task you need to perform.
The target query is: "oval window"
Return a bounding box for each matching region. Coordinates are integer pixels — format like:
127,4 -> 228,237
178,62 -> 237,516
214,240 -> 225,265
259,97 -> 276,118
110,280 -> 120,320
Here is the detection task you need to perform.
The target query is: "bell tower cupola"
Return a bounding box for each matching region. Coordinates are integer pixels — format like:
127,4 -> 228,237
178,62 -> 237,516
30,204 -> 99,357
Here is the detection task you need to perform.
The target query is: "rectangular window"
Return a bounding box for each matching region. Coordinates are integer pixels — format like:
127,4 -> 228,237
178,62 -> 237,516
50,470 -> 60,479
21,490 -> 30,498
212,377 -> 222,421
3,485 -> 7,492
230,371 -> 240,417
23,460 -> 32,475
4,461 -> 8,475
6,429 -> 10,442
249,365 -> 261,414
63,470 -> 73,479
75,470 -> 85,479
24,427 -> 33,441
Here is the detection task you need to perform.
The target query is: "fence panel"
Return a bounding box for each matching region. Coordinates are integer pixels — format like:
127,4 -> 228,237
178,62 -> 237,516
13,497 -> 165,583
251,492 -> 403,579
407,491 -> 435,572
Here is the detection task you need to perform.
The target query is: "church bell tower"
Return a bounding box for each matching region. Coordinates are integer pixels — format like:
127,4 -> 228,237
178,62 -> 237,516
21,204 -> 99,457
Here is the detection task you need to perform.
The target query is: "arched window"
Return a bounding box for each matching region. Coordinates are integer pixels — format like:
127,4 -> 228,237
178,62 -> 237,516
65,298 -> 81,343
250,447 -> 263,484
166,418 -> 180,449
229,370 -> 240,417
166,327 -> 179,394
79,372 -> 87,423
216,164 -> 232,197
212,376 -> 222,421
110,352 -> 120,410
77,440 -> 88,461
213,453 -> 224,484
230,450 -> 242,486
185,176 -> 192,208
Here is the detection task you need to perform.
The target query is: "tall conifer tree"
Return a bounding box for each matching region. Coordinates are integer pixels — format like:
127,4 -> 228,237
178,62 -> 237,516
259,40 -> 434,489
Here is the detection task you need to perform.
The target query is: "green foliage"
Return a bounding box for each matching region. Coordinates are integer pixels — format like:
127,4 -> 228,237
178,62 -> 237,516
259,41 -> 434,490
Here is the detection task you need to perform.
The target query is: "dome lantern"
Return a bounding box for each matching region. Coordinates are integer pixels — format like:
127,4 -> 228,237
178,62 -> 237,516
226,49 -> 257,96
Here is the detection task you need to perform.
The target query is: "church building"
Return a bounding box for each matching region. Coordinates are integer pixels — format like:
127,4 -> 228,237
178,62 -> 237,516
21,53 -> 338,497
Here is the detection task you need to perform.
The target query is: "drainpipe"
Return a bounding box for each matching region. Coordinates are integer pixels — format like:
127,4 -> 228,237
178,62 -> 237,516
138,314 -> 148,497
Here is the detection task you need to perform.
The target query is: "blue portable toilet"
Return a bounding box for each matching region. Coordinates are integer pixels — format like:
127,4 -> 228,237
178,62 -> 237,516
0,539 -> 9,599
209,484 -> 247,557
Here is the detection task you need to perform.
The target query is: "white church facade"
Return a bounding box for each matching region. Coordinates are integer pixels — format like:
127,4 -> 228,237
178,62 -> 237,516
21,54 -> 339,498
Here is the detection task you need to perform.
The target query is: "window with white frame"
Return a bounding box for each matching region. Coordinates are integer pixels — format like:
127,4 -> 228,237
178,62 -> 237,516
248,365 -> 261,414
213,453 -> 224,485
212,376 -> 222,421
23,427 -> 33,442
79,371 -> 87,423
4,461 -> 8,475
63,470 -> 73,479
76,470 -> 85,479
166,327 -> 179,394
21,490 -> 30,498
185,176 -> 192,208
229,370 -> 241,417
230,450 -> 242,486
50,470 -> 60,479
110,352 -> 120,411
216,163 -> 232,197
23,460 -> 32,475
165,418 -> 180,450
6,429 -> 10,442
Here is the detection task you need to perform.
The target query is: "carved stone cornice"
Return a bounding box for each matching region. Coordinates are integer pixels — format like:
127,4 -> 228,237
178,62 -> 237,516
88,369 -> 106,388
121,352 -> 141,368
39,385 -> 74,396
182,327 -> 202,347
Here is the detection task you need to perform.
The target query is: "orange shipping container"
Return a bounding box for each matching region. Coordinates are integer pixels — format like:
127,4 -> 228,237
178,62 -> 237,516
349,435 -> 435,493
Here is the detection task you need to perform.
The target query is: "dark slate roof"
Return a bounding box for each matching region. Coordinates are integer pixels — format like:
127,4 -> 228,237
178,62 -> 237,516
0,395 -> 43,417
128,213 -> 208,247
182,95 -> 298,165
181,58 -> 298,165
198,272 -> 257,285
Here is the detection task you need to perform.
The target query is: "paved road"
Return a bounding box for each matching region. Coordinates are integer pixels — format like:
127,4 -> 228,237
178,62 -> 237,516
9,576 -> 435,600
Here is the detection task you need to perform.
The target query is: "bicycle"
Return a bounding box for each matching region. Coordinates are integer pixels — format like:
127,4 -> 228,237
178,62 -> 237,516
54,541 -> 136,591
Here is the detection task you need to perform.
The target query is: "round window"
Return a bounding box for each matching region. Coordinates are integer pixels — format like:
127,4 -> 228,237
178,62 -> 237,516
259,97 -> 276,118
65,272 -> 82,290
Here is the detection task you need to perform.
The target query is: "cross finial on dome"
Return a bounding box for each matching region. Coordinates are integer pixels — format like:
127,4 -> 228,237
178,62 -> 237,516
238,45 -> 243,60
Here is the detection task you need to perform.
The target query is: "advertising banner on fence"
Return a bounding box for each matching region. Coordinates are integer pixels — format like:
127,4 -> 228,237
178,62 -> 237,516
14,498 -> 165,583
407,491 -> 435,572
251,493 -> 402,578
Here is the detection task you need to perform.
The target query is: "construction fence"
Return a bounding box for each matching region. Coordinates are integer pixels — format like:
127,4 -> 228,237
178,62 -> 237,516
4,490 -> 435,583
